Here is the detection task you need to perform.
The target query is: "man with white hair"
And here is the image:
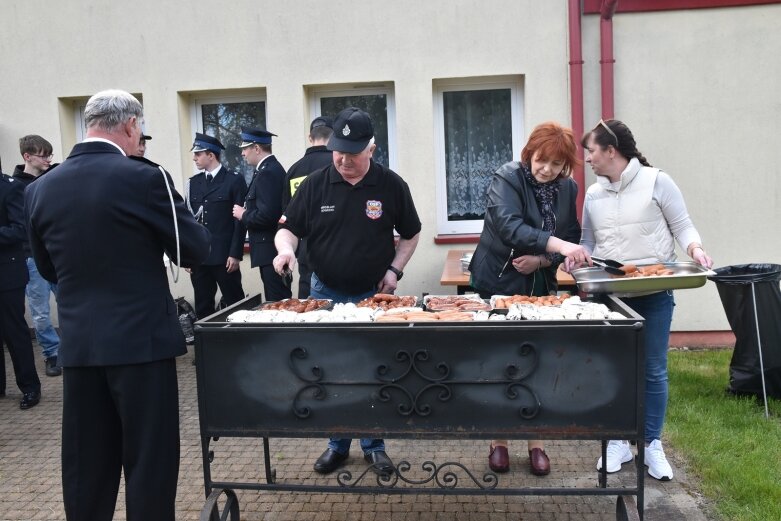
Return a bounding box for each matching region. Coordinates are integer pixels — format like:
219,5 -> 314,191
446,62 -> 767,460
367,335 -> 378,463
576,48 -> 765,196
273,107 -> 421,477
25,89 -> 211,521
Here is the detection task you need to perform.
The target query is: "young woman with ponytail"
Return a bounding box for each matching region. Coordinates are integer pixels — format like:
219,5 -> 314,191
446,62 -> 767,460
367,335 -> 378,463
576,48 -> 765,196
570,119 -> 713,482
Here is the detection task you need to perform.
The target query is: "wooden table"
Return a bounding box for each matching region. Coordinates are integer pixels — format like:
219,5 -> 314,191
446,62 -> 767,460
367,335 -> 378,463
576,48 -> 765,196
440,249 -> 576,294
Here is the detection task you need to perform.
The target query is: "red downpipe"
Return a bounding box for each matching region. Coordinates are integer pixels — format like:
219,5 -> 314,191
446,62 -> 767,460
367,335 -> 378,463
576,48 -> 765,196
600,0 -> 619,119
567,0 -> 586,218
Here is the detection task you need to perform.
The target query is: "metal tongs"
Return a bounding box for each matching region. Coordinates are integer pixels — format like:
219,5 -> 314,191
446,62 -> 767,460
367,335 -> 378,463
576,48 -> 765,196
590,256 -> 626,276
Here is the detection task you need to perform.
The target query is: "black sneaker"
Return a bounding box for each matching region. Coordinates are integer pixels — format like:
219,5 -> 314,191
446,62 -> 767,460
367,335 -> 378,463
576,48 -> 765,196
45,356 -> 62,377
20,391 -> 41,410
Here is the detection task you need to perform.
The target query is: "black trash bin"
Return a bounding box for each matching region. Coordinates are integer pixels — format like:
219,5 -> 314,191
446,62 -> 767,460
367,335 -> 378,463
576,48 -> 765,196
709,264 -> 781,399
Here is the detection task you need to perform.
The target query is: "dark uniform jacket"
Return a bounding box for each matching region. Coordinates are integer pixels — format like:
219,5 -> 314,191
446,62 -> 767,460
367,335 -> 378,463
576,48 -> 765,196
13,164 -> 55,257
188,166 -> 247,265
282,146 -> 333,268
282,145 -> 332,210
242,154 -> 286,267
0,175 -> 28,292
25,142 -> 211,367
469,161 -> 581,296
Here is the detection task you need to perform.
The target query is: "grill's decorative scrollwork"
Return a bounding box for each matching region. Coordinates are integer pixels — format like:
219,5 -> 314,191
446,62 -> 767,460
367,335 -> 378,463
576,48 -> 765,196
336,460 -> 499,490
290,343 -> 540,419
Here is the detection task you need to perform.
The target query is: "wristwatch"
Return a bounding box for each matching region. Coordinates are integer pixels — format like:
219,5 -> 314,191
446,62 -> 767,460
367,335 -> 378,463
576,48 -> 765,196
387,265 -> 404,280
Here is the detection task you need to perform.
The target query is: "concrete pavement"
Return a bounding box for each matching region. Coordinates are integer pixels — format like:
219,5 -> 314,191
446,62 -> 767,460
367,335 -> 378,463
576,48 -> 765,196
0,346 -> 713,520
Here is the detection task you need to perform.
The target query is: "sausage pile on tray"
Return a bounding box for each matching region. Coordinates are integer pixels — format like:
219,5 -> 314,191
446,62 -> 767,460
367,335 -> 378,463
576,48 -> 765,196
492,293 -> 572,309
611,263 -> 675,278
356,293 -> 417,310
260,298 -> 331,313
375,309 -> 473,322
424,295 -> 491,311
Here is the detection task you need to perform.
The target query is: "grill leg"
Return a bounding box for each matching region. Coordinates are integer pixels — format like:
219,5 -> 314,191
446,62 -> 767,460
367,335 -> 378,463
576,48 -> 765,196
263,437 -> 276,484
200,488 -> 240,521
616,495 -> 640,521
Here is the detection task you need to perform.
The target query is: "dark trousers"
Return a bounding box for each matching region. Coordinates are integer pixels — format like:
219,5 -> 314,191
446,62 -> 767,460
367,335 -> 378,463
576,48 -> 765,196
0,286 -> 41,395
260,264 -> 292,302
62,359 -> 180,521
191,264 -> 245,319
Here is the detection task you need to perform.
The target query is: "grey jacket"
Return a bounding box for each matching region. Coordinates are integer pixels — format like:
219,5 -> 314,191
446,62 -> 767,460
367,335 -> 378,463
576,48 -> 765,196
469,161 -> 581,296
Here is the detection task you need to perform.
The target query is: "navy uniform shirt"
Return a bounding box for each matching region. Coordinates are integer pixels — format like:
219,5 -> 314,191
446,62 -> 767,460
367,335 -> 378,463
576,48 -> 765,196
280,161 -> 421,294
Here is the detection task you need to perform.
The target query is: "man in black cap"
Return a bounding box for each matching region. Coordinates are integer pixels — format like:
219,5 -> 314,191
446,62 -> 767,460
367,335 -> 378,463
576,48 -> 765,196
187,133 -> 247,318
281,116 -> 334,298
135,133 -> 152,157
273,107 -> 421,476
232,127 -> 292,302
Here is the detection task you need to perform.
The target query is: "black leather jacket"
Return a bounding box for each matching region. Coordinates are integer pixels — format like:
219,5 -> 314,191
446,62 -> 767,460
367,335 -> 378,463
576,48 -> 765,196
469,161 -> 581,296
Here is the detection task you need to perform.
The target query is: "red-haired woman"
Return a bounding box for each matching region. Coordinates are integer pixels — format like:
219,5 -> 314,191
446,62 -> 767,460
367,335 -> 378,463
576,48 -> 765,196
469,121 -> 590,476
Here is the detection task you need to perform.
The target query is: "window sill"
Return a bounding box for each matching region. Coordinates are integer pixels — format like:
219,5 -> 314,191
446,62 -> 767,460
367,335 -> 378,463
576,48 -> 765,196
433,234 -> 480,245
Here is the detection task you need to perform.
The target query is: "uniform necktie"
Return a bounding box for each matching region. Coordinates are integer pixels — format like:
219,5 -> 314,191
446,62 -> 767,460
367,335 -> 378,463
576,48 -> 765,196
206,173 -> 213,184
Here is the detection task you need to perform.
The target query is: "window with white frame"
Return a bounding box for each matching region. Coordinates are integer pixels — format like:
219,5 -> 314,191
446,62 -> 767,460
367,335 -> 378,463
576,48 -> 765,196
310,84 -> 396,169
434,78 -> 524,235
192,95 -> 266,185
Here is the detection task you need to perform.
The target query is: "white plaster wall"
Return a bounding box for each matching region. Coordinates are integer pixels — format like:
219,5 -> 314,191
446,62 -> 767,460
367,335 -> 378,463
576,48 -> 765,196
581,4 -> 781,331
2,1 -> 778,331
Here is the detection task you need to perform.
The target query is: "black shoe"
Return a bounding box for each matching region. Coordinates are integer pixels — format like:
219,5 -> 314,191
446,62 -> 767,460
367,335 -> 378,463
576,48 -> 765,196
20,392 -> 41,410
313,449 -> 349,474
45,356 -> 62,377
364,450 -> 395,476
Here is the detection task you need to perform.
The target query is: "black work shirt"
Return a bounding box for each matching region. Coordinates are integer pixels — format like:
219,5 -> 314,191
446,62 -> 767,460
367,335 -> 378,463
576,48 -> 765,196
281,161 -> 421,294
282,145 -> 333,211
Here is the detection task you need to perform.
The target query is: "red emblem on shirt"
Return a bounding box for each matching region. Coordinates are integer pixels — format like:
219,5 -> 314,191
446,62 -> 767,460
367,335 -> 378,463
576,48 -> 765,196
365,200 -> 383,220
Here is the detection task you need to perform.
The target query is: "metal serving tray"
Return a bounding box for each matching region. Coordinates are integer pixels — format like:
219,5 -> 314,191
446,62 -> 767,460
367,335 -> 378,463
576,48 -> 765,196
572,261 -> 716,294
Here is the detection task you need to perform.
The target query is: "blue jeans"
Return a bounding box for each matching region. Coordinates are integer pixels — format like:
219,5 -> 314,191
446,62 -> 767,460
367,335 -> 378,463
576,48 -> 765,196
309,272 -> 377,304
310,272 -> 385,456
623,290 -> 675,443
26,258 -> 60,359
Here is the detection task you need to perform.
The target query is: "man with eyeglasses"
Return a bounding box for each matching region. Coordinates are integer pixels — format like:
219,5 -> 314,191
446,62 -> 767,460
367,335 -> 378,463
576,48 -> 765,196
13,135 -> 62,377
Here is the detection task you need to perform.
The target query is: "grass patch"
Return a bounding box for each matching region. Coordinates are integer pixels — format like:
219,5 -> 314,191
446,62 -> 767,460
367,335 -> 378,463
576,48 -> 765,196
666,349 -> 781,521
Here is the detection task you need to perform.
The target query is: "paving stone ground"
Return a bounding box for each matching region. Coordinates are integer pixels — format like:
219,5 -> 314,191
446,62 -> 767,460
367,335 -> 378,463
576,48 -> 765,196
1,346 -> 713,521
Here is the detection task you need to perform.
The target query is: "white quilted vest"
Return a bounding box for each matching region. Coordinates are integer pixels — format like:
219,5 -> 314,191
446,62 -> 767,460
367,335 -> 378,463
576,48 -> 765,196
587,160 -> 676,265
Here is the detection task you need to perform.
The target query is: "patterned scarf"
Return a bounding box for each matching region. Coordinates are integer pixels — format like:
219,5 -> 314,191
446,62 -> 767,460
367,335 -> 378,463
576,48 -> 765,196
520,163 -> 561,264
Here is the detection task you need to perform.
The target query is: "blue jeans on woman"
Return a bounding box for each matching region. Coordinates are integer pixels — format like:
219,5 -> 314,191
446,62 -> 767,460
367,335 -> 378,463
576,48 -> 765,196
26,257 -> 60,360
622,290 -> 675,443
309,272 -> 385,456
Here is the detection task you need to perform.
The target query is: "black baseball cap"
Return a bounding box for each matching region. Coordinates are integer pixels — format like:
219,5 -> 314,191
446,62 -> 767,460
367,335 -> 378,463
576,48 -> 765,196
310,116 -> 334,132
327,107 -> 374,154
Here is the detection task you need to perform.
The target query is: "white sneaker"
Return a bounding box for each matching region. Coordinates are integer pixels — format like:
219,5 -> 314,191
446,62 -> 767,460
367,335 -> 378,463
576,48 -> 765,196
645,439 -> 674,481
596,440 -> 634,473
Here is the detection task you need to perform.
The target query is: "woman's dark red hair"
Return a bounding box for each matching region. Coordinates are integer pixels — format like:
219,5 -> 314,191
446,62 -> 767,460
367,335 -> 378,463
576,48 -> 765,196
521,121 -> 581,178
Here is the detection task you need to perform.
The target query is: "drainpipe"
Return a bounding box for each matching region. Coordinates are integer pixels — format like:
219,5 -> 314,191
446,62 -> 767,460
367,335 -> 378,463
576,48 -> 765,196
600,0 -> 619,119
568,0 -> 586,218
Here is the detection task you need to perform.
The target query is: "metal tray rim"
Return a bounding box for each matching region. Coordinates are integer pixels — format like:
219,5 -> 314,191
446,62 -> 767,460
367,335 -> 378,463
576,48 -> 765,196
572,262 -> 716,293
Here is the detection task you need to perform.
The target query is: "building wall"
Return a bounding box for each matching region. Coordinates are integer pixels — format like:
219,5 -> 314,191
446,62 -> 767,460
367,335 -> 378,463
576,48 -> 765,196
2,0 -> 779,331
581,3 -> 781,330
